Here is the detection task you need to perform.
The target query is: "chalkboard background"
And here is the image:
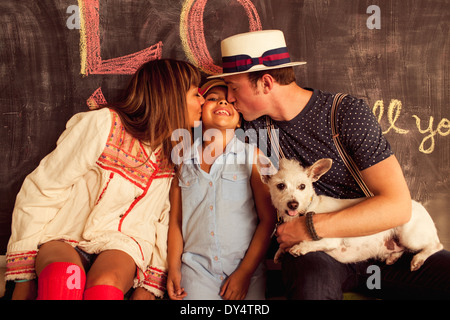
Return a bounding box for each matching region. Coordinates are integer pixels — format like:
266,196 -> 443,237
0,0 -> 449,254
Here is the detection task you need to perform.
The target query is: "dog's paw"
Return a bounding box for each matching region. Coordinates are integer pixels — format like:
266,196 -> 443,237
410,256 -> 425,271
289,243 -> 310,257
386,251 -> 404,265
274,249 -> 284,264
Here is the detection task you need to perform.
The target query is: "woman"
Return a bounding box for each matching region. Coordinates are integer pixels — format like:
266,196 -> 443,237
6,59 -> 204,300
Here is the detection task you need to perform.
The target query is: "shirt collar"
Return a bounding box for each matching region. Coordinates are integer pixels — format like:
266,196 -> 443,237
224,135 -> 245,155
184,135 -> 245,163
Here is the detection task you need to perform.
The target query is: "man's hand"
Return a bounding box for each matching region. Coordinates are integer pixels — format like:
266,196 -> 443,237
276,217 -> 312,251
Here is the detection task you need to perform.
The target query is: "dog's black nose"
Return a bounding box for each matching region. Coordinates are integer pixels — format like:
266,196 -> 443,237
287,201 -> 299,210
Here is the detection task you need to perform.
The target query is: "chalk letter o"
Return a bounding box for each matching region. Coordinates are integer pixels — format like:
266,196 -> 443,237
180,0 -> 262,74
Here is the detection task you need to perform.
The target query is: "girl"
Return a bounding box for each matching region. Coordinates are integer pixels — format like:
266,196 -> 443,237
6,59 -> 204,300
167,80 -> 276,300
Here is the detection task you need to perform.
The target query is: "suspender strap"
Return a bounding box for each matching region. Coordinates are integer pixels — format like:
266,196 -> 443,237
266,116 -> 285,160
331,93 -> 374,198
266,93 -> 373,198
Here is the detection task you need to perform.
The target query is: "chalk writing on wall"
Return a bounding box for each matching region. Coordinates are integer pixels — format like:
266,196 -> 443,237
79,0 -> 262,107
76,0 -> 448,154
373,100 -> 449,154
79,0 -> 162,76
180,0 -> 262,74
78,0 -> 162,108
1,0 -> 448,253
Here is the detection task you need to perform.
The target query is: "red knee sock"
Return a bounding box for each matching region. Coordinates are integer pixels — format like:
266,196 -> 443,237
84,285 -> 123,300
37,262 -> 86,300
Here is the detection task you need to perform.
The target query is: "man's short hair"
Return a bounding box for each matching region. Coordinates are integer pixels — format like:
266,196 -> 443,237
247,67 -> 296,88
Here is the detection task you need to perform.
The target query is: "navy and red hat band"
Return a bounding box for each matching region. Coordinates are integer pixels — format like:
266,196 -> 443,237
222,47 -> 291,73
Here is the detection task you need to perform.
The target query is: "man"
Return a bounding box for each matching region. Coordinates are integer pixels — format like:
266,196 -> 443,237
209,30 -> 450,299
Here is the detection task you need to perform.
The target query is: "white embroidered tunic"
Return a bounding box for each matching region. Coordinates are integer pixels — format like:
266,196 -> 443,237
6,108 -> 173,297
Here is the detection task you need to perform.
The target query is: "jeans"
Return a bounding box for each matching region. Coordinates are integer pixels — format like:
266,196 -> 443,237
281,250 -> 450,300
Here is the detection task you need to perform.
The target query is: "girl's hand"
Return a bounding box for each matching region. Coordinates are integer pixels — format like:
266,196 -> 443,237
219,269 -> 251,300
129,287 -> 156,300
167,269 -> 187,300
12,280 -> 37,300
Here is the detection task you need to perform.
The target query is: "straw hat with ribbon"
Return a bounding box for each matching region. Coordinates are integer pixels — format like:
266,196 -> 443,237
208,30 -> 306,79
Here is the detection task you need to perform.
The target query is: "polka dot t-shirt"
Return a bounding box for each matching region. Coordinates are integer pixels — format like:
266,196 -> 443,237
241,88 -> 393,199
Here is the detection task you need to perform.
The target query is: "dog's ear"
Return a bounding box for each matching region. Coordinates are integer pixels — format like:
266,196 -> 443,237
307,158 -> 333,182
256,154 -> 278,184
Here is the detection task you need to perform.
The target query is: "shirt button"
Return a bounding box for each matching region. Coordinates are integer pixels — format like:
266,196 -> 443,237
233,175 -> 237,180
209,182 -> 213,187
209,205 -> 213,211
210,231 -> 214,236
214,256 -> 218,261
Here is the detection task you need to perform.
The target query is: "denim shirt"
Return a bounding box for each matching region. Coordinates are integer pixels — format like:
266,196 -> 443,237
179,136 -> 258,278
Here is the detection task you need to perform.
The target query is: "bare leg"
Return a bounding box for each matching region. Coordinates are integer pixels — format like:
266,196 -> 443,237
35,241 -> 84,275
33,241 -> 86,300
85,249 -> 136,294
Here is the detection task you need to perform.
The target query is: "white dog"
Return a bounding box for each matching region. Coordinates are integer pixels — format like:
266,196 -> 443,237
257,156 -> 443,271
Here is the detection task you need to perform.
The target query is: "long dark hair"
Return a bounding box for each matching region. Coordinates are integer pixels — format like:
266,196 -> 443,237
104,59 -> 201,165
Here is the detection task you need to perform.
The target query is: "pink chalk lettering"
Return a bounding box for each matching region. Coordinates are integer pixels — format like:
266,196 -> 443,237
81,0 -> 162,76
181,0 -> 262,74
